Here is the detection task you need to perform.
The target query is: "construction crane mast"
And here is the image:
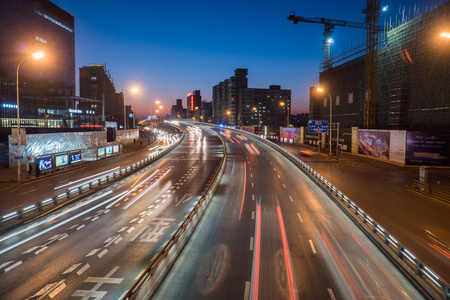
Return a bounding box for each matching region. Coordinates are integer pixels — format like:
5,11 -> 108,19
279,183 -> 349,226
362,0 -> 381,129
288,1 -> 383,128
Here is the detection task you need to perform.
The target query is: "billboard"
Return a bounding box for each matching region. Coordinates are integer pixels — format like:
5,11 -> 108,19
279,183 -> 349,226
106,146 -> 113,155
37,157 -> 52,171
55,154 -> 69,167
71,152 -> 82,163
113,145 -> 120,153
98,147 -> 105,157
358,130 -> 390,160
406,132 -> 449,166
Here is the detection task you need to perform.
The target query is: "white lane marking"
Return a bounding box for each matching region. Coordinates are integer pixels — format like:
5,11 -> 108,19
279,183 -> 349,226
327,288 -> 337,300
250,237 -> 254,251
252,211 -> 255,220
147,211 -> 153,216
127,227 -> 135,233
244,281 -> 251,300
252,183 -> 254,188
118,226 -> 128,232
77,224 -> 85,230
148,205 -> 154,209
72,266 -> 123,298
278,174 -> 281,178
115,237 -> 123,244
0,261 -> 14,270
58,233 -> 68,241
77,263 -> 90,275
252,194 -> 255,201
138,218 -> 145,224
35,246 -> 48,255
139,211 -> 147,216
86,248 -> 100,257
68,224 -> 78,230
131,226 -> 147,242
297,213 -> 304,223
289,196 -> 293,202
23,246 -> 40,254
309,239 -> 317,254
98,249 -> 108,258
84,216 -> 92,221
251,174 -> 253,177
103,209 -> 110,214
105,236 -> 120,247
4,260 -> 22,272
283,184 -> 286,189
129,218 -> 138,223
63,263 -> 82,274
91,216 -> 99,222
48,281 -> 66,298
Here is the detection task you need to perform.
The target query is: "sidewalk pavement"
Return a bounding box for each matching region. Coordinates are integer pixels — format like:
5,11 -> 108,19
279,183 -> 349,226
0,140 -> 152,186
281,143 -> 450,202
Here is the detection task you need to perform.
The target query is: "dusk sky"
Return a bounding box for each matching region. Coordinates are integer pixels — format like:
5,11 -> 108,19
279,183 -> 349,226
54,0 -> 440,118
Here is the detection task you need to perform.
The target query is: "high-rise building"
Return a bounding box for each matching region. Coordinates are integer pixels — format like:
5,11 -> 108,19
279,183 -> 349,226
212,68 -> 248,125
79,64 -> 122,125
240,85 -> 291,128
187,90 -> 202,119
213,69 -> 291,128
0,0 -> 76,128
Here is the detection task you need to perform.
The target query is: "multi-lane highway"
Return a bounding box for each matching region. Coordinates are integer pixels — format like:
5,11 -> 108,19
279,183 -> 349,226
0,125 -> 223,299
154,126 -> 423,299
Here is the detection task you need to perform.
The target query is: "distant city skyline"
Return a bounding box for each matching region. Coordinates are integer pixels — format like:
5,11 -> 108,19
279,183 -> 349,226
53,0 -> 440,118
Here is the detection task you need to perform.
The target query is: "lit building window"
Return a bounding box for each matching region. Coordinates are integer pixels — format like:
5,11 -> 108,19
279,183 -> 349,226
336,95 -> 340,106
348,93 -> 354,104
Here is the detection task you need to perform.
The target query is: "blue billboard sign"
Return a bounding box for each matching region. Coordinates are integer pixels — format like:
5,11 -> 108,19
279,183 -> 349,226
71,152 -> 82,163
37,157 -> 53,171
308,120 -> 328,133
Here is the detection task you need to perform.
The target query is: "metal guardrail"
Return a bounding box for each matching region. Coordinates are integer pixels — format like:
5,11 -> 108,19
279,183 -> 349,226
123,125 -> 227,300
241,129 -> 450,300
0,135 -> 184,231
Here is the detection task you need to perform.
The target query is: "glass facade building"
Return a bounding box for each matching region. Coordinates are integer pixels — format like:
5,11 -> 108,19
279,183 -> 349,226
0,0 -> 76,129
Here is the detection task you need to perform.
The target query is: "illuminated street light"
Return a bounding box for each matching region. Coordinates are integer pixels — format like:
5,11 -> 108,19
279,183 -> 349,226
317,87 -> 333,157
279,101 -> 289,127
16,51 -> 45,182
441,32 -> 450,38
123,87 -> 138,153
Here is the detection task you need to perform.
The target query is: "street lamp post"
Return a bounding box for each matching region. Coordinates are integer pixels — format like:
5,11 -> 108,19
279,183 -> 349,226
123,88 -> 138,153
16,52 -> 44,182
317,87 -> 332,157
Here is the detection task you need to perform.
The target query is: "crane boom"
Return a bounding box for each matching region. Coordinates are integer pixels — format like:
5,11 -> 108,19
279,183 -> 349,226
287,13 -> 384,70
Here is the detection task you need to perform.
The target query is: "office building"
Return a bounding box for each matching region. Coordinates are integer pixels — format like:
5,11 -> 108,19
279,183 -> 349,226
213,69 -> 291,128
79,64 -> 124,126
187,90 -> 202,119
0,0 -> 76,129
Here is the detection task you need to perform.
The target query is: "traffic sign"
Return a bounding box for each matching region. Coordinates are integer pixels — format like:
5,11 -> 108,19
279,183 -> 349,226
308,120 -> 328,133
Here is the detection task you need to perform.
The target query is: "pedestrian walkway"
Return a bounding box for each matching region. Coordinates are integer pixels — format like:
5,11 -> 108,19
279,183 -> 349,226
0,141 -> 152,186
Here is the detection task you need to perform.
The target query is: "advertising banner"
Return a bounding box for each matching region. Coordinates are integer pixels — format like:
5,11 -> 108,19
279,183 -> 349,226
37,157 -> 52,171
106,146 -> 113,155
389,130 -> 406,164
98,147 -> 105,157
11,128 -> 26,146
406,132 -> 449,166
358,130 -> 390,161
55,154 -> 69,167
71,152 -> 82,163
113,145 -> 119,153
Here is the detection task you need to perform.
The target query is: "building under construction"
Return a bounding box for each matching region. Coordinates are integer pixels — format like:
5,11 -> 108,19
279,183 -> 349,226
310,2 -> 450,131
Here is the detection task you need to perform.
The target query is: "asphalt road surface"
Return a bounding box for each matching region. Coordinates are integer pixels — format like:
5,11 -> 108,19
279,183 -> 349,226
0,125 -> 223,299
154,126 -> 423,300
